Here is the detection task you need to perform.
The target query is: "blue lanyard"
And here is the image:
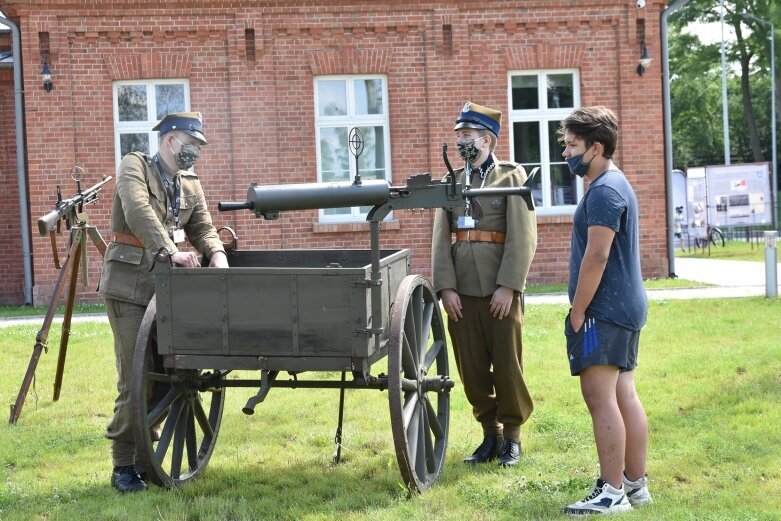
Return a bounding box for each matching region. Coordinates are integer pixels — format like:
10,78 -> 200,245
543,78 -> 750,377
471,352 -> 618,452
154,156 -> 181,229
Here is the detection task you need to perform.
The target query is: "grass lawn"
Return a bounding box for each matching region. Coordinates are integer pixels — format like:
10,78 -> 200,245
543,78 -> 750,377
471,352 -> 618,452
1,298 -> 779,520
677,239 -> 779,262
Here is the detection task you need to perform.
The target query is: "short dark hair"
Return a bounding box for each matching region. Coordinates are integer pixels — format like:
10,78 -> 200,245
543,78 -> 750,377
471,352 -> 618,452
558,106 -> 619,159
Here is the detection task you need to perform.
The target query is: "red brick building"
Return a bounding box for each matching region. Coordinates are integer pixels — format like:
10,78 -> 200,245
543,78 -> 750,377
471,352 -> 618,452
0,1 -> 668,306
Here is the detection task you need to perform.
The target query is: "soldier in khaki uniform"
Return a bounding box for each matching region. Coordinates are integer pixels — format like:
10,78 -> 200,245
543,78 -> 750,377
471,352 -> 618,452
432,102 -> 537,467
98,112 -> 229,492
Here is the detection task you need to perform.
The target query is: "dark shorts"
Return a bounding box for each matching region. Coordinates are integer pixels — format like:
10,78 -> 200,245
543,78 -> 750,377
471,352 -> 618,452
564,310 -> 641,376
674,232 -> 682,239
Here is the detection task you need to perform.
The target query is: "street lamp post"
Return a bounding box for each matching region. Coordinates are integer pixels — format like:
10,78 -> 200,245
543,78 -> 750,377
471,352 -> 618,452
742,12 -> 777,230
720,0 -> 731,164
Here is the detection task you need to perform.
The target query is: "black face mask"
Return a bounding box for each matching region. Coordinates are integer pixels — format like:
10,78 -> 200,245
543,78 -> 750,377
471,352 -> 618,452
456,136 -> 486,163
170,136 -> 201,170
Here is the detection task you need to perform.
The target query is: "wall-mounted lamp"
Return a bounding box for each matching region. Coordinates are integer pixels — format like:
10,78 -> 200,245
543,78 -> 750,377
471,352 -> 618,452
41,60 -> 53,92
636,45 -> 652,76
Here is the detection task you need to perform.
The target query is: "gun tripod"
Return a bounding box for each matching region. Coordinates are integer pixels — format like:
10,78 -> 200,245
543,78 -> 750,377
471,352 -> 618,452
9,217 -> 107,424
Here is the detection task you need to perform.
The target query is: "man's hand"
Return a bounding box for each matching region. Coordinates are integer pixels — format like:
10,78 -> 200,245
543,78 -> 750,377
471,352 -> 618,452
569,308 -> 586,332
171,251 -> 199,267
209,251 -> 229,268
489,286 -> 514,319
440,288 -> 463,322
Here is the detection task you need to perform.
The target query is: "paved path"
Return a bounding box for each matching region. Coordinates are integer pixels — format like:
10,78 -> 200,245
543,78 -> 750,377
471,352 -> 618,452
1,257 -> 777,327
529,256 -> 776,305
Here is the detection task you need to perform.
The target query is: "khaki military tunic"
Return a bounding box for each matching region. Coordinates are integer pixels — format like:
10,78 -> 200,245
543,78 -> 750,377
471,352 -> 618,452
99,151 -> 225,467
431,155 -> 537,441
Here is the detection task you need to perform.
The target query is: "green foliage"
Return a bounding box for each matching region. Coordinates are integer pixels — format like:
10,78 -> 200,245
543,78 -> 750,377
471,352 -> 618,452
669,0 -> 779,171
1,299 -> 780,520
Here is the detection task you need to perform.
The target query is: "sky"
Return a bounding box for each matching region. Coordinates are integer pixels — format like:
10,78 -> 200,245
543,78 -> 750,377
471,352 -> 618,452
685,20 -> 737,45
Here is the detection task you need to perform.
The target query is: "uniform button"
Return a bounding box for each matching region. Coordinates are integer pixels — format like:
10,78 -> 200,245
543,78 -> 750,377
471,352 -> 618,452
120,255 -> 125,259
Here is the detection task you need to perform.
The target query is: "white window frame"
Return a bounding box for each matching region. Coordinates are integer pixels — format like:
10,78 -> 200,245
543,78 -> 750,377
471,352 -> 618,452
112,79 -> 191,169
314,75 -> 392,222
507,69 -> 582,216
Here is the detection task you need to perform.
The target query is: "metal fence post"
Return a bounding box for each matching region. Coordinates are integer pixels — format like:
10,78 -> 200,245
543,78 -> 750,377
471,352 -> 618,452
764,231 -> 778,298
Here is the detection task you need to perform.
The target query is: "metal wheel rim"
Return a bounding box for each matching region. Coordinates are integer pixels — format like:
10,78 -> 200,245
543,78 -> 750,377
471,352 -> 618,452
388,275 -> 450,492
130,296 -> 225,487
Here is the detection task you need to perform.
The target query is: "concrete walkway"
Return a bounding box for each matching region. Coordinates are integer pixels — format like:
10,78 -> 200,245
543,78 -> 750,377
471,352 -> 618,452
529,256 -> 776,305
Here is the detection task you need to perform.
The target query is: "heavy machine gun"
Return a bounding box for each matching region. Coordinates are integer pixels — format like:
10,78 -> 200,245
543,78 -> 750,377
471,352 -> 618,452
218,145 -> 535,220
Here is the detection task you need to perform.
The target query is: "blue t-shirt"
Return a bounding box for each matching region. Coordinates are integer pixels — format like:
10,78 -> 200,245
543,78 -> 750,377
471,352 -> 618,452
568,169 -> 648,331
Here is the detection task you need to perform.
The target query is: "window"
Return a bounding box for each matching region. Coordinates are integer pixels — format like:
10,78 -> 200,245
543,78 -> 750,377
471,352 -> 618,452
112,80 -> 190,167
315,76 -> 391,222
508,70 -> 581,214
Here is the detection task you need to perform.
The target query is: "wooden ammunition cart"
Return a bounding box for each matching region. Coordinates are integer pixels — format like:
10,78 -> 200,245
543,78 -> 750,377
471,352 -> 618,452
131,247 -> 452,493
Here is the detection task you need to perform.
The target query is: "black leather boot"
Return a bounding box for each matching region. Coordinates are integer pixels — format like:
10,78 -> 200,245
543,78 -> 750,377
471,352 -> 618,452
111,465 -> 146,493
463,436 -> 504,464
497,439 -> 521,467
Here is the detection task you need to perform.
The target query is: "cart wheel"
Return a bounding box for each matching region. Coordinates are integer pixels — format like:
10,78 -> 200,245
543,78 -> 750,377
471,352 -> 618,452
131,296 -> 225,488
388,275 -> 452,492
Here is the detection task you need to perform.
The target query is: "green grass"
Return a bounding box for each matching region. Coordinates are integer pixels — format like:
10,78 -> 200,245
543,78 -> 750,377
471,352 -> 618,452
0,303 -> 105,318
1,298 -> 779,520
678,239 -> 779,262
526,276 -> 703,295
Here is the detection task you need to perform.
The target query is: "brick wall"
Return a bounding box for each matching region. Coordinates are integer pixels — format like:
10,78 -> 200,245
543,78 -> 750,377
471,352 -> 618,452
0,0 -> 669,305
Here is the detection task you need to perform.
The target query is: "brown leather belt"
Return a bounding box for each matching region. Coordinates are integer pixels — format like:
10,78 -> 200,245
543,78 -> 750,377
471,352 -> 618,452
112,231 -> 144,248
455,230 -> 506,244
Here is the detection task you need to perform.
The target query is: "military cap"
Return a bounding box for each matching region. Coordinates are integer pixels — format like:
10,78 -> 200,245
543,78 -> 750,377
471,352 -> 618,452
454,101 -> 502,137
152,111 -> 207,144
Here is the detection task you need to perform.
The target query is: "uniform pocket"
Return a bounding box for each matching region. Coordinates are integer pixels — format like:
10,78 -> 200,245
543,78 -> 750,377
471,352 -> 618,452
100,243 -> 147,302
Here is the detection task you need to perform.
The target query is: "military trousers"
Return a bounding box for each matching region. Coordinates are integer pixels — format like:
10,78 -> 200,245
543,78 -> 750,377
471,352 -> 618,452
448,293 -> 533,442
104,297 -> 147,467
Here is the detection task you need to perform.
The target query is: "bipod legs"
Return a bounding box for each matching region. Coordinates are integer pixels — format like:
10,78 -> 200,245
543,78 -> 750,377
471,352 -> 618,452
332,371 -> 347,464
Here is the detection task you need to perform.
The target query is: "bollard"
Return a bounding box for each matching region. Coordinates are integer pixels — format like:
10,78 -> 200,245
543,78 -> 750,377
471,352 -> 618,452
764,231 -> 778,298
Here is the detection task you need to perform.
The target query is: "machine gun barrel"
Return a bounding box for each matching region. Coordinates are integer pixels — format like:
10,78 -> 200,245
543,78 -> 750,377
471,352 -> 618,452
219,179 -> 391,218
37,176 -> 112,236
218,175 -> 534,219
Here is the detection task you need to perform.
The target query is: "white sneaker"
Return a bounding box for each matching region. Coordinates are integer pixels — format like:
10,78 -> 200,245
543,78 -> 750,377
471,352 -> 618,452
563,478 -> 633,516
623,474 -> 653,506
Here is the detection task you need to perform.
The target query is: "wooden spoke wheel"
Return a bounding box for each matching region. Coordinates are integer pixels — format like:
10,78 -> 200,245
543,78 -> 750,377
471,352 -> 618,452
388,275 -> 452,492
131,296 -> 225,488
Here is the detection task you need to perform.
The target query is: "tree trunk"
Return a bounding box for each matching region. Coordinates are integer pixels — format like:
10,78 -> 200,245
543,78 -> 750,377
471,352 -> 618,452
734,23 -> 763,163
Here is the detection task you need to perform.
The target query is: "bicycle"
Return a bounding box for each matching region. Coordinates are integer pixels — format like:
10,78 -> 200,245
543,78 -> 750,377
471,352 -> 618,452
695,225 -> 725,248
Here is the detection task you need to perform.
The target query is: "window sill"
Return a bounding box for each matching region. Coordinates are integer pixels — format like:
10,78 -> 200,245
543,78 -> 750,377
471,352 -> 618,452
312,219 -> 400,233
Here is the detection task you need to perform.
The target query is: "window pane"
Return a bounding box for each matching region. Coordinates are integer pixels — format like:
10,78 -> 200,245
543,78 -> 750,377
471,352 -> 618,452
324,207 -> 351,216
318,80 -> 347,116
511,75 -> 538,110
155,84 -> 185,119
357,126 -> 385,180
548,120 -> 565,160
513,121 -> 540,164
546,74 -> 574,108
551,164 -> 577,206
120,133 -> 150,156
354,79 -> 383,115
320,127 -> 350,182
118,85 -> 148,122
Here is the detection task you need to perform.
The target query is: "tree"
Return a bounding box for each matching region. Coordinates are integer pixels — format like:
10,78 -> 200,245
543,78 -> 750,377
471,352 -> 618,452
669,0 -> 778,180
